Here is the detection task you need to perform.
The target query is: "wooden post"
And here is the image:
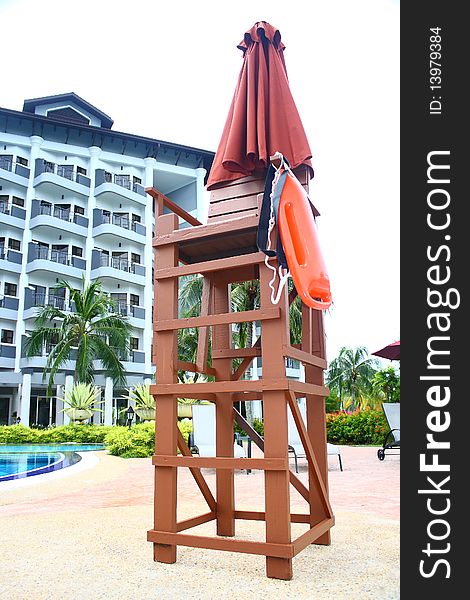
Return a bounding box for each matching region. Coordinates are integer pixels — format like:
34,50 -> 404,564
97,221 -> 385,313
302,304 -> 331,545
259,263 -> 293,580
153,213 -> 179,563
212,280 -> 235,536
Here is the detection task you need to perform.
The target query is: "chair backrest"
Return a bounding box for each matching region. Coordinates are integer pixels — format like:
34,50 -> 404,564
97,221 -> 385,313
207,174 -> 265,224
207,166 -> 313,225
191,404 -> 216,448
383,403 -> 400,442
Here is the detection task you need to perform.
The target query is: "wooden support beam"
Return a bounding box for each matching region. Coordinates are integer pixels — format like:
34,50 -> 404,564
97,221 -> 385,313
147,530 -> 294,558
155,307 -> 280,331
288,379 -> 330,397
154,252 -> 267,280
152,455 -> 288,470
196,277 -> 212,373
176,512 -> 216,532
282,345 -> 327,369
177,360 -> 216,377
289,472 -> 310,502
213,347 -> 261,359
287,391 -> 333,518
176,430 -> 216,512
234,511 -> 311,524
153,213 -> 179,565
233,408 -> 265,451
292,518 -> 335,556
146,187 -> 202,226
231,338 -> 262,381
151,378 -> 290,396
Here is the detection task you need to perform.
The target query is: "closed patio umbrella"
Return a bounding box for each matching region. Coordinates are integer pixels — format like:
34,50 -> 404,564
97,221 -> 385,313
372,340 -> 400,361
207,21 -> 314,190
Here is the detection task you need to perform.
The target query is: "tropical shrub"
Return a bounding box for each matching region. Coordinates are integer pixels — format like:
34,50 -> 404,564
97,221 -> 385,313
104,422 -> 155,458
326,409 -> 389,445
104,420 -> 194,458
0,424 -> 113,444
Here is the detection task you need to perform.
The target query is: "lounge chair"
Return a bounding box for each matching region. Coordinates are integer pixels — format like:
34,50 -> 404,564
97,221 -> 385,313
189,404 -> 245,458
288,403 -> 343,472
377,402 -> 400,460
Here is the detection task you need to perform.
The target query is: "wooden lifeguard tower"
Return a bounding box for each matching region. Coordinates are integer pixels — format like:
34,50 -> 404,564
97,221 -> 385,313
147,21 -> 334,581
146,170 -> 333,580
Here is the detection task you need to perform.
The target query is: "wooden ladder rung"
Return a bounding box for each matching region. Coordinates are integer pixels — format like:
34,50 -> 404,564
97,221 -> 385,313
152,456 -> 288,470
154,307 -> 280,331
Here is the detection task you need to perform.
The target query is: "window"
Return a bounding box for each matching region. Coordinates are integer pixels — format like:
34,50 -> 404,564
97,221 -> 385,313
71,246 -> 83,257
0,195 -> 8,202
16,156 -> 28,167
76,166 -> 87,176
12,196 -> 25,207
74,205 -> 85,215
1,329 -> 14,344
131,214 -> 141,223
130,337 -> 139,351
4,282 -> 17,297
131,253 -> 141,264
8,239 -> 21,251
133,176 -> 142,185
130,294 -> 139,306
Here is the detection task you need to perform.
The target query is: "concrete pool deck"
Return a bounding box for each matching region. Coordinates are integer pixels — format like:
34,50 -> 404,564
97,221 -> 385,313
0,446 -> 399,599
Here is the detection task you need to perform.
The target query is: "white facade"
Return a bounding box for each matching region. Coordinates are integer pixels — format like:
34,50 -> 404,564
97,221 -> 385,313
0,93 -> 213,427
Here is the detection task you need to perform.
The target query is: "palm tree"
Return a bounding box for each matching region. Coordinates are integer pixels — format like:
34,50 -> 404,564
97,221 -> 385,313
326,346 -> 379,411
25,278 -> 133,396
372,366 -> 400,403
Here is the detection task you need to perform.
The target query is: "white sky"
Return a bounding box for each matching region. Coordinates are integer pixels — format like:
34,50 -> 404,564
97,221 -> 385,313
0,0 -> 399,363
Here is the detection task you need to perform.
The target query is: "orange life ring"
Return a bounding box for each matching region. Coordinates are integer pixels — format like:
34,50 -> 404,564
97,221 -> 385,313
277,169 -> 332,310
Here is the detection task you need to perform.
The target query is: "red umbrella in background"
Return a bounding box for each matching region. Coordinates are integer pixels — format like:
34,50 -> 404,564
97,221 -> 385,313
207,21 -> 314,190
372,341 -> 400,361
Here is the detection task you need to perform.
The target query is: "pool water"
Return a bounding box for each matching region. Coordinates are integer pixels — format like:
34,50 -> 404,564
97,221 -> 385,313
0,444 -> 104,482
0,452 -> 62,479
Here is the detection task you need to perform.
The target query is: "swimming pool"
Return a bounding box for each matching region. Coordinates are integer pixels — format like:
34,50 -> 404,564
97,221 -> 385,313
0,444 -> 105,482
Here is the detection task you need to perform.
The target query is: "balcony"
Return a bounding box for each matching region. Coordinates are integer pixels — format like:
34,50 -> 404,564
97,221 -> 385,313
0,296 -> 19,321
90,250 -> 146,286
29,200 -> 88,235
0,343 -> 16,368
19,336 -> 77,370
34,159 -> 91,196
0,155 -> 30,186
94,169 -> 146,205
0,247 -> 23,273
92,209 -> 146,244
111,303 -> 145,326
23,289 -> 73,319
26,243 -> 86,278
0,200 -> 26,228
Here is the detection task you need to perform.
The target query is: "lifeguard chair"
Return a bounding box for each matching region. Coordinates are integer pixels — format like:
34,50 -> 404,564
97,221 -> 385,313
146,21 -> 334,581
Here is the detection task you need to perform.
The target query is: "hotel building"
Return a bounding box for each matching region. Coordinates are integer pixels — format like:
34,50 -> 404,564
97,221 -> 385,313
0,93 -> 214,427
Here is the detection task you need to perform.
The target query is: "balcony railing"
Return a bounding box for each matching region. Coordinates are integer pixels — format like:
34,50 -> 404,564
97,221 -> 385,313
31,293 -> 67,310
36,160 -> 90,187
31,246 -> 84,268
0,156 -> 13,171
0,202 -> 9,214
109,303 -> 144,319
96,210 -> 144,235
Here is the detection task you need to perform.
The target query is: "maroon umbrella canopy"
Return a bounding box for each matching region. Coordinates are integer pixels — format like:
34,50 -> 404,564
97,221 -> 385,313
207,21 -> 314,190
372,341 -> 400,361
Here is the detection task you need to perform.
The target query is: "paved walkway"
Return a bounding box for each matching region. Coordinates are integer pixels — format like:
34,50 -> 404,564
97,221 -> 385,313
0,446 -> 399,599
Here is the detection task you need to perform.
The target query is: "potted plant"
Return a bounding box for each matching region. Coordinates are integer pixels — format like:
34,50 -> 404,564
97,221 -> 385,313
122,384 -> 156,421
62,382 -> 102,423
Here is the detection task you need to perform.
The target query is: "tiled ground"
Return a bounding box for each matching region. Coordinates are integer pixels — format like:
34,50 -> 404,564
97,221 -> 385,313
0,446 -> 399,600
